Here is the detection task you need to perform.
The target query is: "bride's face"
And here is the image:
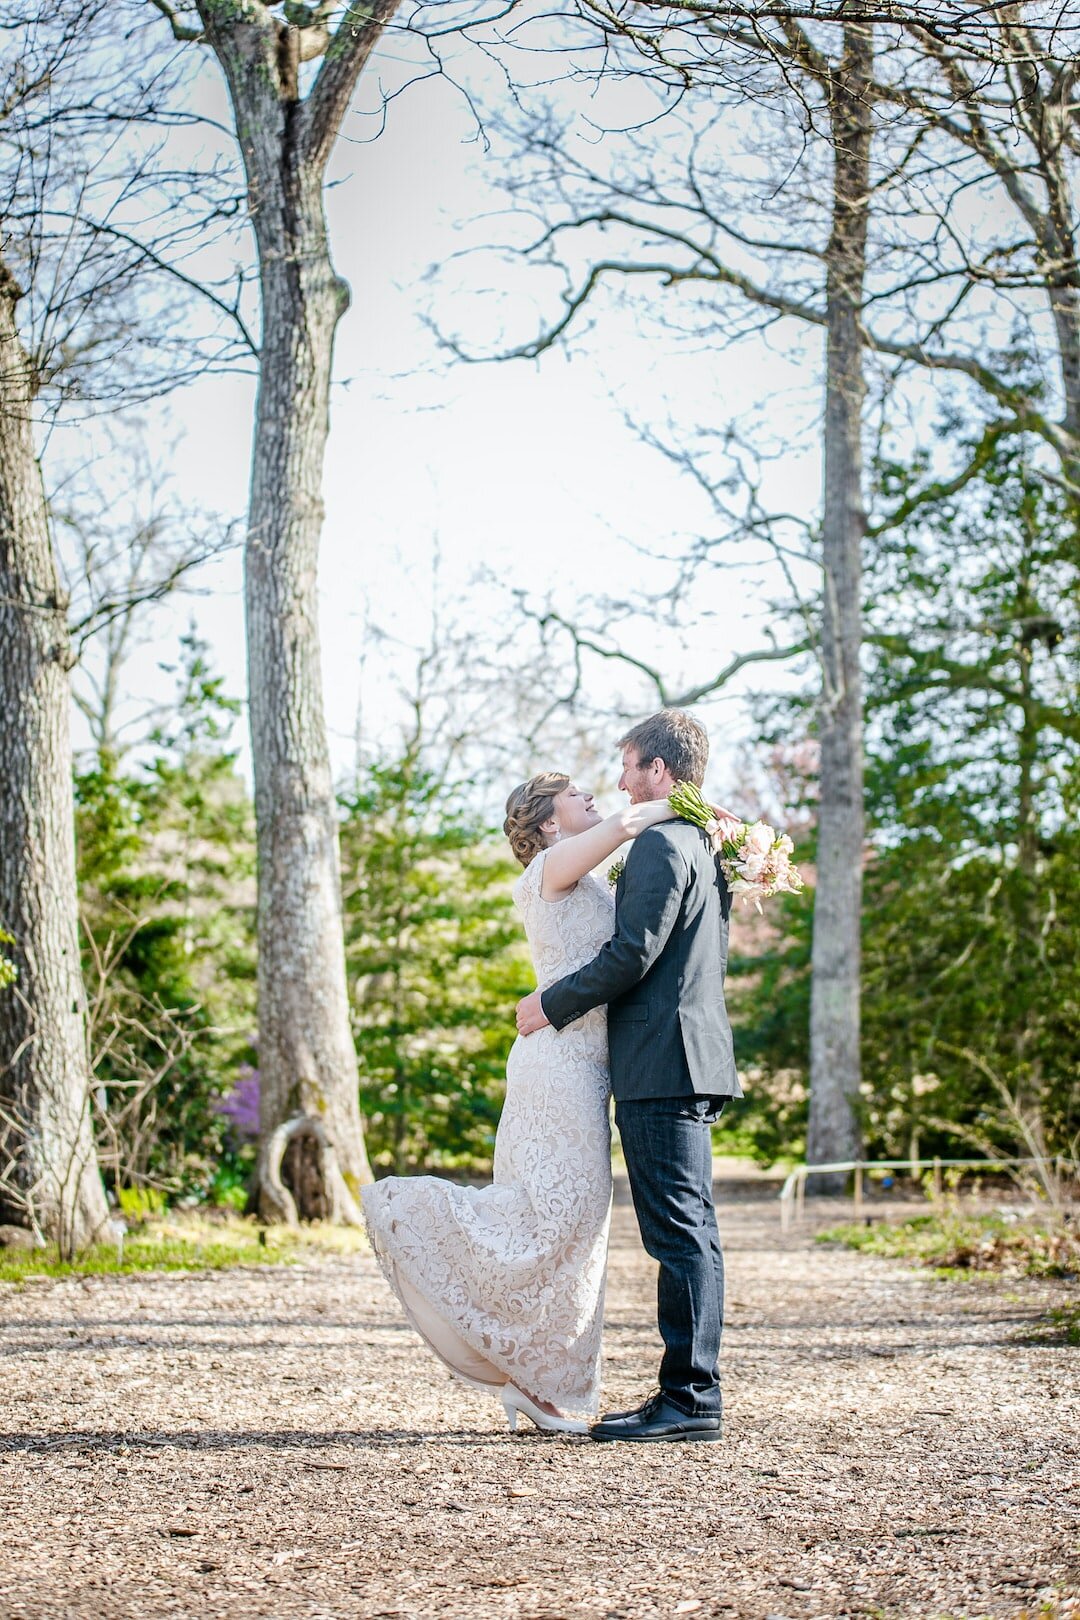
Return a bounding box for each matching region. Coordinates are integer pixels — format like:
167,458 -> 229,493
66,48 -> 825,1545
550,783 -> 600,840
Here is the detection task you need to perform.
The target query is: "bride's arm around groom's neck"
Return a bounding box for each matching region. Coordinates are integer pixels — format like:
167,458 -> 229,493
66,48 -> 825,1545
540,800 -> 674,902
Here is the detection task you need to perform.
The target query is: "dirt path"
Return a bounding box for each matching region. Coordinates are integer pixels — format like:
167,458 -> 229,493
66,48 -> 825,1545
1,1176 -> 1076,1620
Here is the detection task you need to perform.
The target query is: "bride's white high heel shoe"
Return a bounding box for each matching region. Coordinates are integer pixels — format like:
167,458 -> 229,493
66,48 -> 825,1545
500,1385 -> 588,1435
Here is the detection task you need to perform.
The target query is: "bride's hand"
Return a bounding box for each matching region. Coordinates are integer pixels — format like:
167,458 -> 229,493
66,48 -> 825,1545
621,799 -> 676,839
709,803 -> 742,840
707,803 -> 743,853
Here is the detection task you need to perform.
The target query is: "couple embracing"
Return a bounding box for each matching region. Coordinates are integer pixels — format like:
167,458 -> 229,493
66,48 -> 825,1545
362,709 -> 742,1443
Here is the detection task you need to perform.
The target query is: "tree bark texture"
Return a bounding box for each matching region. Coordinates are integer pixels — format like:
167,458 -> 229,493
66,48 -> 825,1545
1039,181 -> 1080,501
245,170 -> 374,1222
806,21 -> 873,1187
0,267 -> 110,1250
194,4 -> 400,1219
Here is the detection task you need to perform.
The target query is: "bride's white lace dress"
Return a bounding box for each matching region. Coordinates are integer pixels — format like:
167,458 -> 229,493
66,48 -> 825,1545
360,849 -> 615,1414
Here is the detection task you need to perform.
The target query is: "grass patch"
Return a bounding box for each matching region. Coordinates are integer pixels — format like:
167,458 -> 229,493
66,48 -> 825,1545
816,1208 -> 1080,1281
1019,1304 -> 1080,1347
0,1210 -> 369,1285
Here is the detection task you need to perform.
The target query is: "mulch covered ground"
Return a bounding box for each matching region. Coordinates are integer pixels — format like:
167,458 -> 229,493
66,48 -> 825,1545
1,1173 -> 1076,1619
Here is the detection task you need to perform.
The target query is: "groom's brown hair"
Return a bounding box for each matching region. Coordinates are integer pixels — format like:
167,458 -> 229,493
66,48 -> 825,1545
618,710 -> 708,786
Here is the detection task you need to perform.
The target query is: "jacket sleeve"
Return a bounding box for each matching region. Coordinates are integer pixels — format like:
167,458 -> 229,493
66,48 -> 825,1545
540,828 -> 687,1030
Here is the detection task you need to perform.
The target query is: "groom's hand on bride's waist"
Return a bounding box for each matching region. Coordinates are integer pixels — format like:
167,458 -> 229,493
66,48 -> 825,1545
516,990 -> 551,1036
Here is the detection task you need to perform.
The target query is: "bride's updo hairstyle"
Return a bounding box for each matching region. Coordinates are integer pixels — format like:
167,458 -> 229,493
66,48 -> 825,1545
503,772 -> 571,868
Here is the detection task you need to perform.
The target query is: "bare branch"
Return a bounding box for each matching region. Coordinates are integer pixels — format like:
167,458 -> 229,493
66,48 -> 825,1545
302,0 -> 405,169
536,605 -> 811,707
147,0 -> 205,42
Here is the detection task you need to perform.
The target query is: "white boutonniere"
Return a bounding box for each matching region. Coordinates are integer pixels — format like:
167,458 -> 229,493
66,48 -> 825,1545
607,858 -> 625,888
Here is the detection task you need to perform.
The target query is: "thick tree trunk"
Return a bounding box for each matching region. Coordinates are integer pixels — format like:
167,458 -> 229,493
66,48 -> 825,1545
246,184 -> 373,1222
1025,97 -> 1080,498
806,22 -> 873,1189
0,268 -> 110,1253
195,7 -> 378,1221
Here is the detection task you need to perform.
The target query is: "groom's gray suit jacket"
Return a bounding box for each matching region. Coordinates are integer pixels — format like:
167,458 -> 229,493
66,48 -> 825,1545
540,820 -> 742,1103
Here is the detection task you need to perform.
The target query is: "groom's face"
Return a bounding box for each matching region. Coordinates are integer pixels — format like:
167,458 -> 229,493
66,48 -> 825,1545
619,747 -> 666,804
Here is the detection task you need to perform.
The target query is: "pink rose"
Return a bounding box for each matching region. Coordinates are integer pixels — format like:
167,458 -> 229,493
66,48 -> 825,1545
745,821 -> 774,857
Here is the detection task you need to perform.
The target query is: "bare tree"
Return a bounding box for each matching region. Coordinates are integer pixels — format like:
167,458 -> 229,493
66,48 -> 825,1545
446,1 -> 1080,1172
0,366 -> 110,1242
803,17 -> 872,1176
531,5 -> 1080,500
147,1 -> 430,1220
454,7 -> 879,1169
55,446 -> 239,762
0,2 -> 250,1247
0,14 -> 114,1250
870,10 -> 1080,501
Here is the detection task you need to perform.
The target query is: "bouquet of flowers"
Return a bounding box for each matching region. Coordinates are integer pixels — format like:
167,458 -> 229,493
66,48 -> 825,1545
668,782 -> 804,911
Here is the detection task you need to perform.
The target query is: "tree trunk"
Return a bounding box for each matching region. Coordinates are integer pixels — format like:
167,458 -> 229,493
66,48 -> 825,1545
1049,285 -> 1080,506
0,266 -> 110,1253
194,6 -> 384,1221
806,21 -> 873,1189
247,192 -> 372,1221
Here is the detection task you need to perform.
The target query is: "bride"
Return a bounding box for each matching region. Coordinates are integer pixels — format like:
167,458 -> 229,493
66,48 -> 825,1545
360,771 -> 674,1435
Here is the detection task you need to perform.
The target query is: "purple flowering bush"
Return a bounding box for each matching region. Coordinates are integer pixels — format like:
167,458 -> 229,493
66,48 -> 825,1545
217,1067 -> 260,1142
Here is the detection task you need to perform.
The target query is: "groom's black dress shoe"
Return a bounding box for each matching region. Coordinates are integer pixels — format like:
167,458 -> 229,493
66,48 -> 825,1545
590,1393 -> 722,1443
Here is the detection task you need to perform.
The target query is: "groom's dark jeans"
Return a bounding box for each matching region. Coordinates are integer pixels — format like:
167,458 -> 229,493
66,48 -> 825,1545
614,1095 -> 725,1417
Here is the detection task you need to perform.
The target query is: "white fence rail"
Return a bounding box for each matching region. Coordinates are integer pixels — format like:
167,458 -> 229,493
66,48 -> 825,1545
778,1155 -> 1079,1232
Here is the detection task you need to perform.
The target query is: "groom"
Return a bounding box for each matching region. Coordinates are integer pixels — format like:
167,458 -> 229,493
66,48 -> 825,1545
516,709 -> 741,1442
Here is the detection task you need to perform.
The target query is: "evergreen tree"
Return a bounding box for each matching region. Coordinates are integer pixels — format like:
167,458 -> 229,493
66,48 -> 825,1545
340,749 -> 529,1175
732,442 -> 1079,1165
76,633 -> 257,1202
859,445 -> 1079,1161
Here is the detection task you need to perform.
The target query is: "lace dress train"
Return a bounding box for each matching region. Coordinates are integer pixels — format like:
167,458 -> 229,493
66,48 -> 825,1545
360,851 -> 616,1414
